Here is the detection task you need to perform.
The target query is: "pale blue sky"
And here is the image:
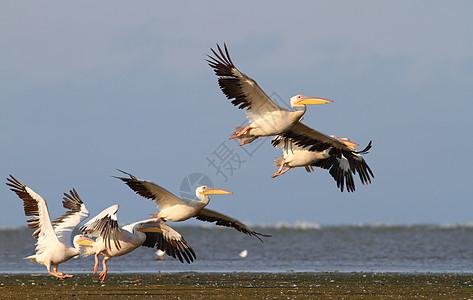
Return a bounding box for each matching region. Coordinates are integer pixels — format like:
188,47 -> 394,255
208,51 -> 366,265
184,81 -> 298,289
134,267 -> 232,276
1,1 -> 472,227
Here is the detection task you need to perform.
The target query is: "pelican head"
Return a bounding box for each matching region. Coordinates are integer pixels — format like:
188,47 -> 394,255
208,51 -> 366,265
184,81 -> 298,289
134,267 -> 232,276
196,186 -> 232,196
290,94 -> 333,110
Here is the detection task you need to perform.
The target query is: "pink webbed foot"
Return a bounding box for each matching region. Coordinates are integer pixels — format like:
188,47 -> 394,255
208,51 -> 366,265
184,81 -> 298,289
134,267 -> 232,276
272,166 -> 293,178
229,125 -> 252,140
238,137 -> 257,146
99,271 -> 107,283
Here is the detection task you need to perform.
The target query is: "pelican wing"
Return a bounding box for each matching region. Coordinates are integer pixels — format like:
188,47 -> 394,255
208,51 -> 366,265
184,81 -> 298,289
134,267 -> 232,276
281,122 -> 349,152
52,188 -> 89,245
271,135 -> 286,149
310,155 -> 356,192
271,135 -> 309,152
195,208 -> 270,243
141,219 -> 196,264
6,175 -> 59,253
80,204 -> 121,250
114,169 -> 182,211
207,43 -> 286,119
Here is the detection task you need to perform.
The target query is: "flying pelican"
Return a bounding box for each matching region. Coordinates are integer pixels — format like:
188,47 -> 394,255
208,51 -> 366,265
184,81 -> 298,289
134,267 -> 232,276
208,44 -> 374,180
6,175 -> 90,279
77,204 -> 195,283
207,43 -> 333,146
271,135 -> 373,192
114,169 -> 270,242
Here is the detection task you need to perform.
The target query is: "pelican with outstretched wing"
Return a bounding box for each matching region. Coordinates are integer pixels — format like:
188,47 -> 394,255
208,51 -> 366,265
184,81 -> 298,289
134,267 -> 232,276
275,122 -> 374,187
271,135 -> 373,192
6,175 -> 90,279
114,169 -> 270,242
78,204 -> 195,283
207,43 -> 333,145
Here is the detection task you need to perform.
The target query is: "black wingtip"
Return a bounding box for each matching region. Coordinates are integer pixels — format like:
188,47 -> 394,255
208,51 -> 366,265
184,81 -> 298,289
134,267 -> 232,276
63,188 -> 83,204
6,174 -> 23,190
114,169 -> 138,180
253,232 -> 272,243
356,140 -> 373,155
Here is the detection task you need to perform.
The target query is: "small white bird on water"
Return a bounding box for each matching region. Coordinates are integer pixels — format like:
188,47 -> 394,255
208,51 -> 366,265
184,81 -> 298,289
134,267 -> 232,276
239,249 -> 248,258
154,249 -> 166,261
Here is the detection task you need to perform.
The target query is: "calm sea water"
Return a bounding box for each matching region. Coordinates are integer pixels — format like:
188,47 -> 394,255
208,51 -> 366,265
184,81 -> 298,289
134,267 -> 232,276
1,224 -> 473,274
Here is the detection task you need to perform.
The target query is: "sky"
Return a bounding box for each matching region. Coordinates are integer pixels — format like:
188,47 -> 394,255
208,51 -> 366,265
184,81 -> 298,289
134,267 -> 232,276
1,1 -> 472,227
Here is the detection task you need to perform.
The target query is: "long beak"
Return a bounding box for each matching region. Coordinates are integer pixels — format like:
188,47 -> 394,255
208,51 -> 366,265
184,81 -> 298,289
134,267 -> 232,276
341,139 -> 359,147
201,188 -> 233,195
138,223 -> 167,233
76,235 -> 95,246
331,135 -> 359,147
295,96 -> 333,105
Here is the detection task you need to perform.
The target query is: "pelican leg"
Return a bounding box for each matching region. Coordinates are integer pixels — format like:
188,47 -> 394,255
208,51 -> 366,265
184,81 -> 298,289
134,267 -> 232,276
238,137 -> 257,146
47,265 -> 65,280
150,213 -> 167,222
157,213 -> 166,221
273,166 -> 293,178
278,166 -> 293,176
53,266 -> 73,278
99,257 -> 110,283
229,125 -> 252,140
271,159 -> 286,178
93,253 -> 99,275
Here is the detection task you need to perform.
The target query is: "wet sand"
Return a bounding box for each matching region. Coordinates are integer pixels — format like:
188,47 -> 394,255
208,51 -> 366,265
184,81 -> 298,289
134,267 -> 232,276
1,273 -> 472,299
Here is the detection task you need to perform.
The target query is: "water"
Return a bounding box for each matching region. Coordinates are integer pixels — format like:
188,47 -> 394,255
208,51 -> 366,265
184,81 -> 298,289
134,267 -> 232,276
1,223 -> 473,274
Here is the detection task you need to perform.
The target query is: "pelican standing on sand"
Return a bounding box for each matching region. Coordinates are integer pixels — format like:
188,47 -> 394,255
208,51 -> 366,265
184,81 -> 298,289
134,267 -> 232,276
207,43 -> 333,146
114,169 -> 270,242
78,204 -> 195,283
6,175 -> 90,279
271,136 -> 373,192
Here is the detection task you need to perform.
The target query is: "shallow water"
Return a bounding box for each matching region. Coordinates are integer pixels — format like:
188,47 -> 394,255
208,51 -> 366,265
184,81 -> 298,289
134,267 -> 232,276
1,224 -> 473,274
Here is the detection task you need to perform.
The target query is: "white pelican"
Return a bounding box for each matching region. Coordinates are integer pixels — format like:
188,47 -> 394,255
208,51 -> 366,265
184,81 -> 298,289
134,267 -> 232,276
271,135 -> 373,192
78,204 -> 195,283
6,175 -> 90,279
114,169 -> 270,242
207,43 -> 333,146
208,44 -> 374,180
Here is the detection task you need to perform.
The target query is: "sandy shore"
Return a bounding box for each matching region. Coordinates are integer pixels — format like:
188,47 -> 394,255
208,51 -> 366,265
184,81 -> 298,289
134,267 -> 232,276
1,273 -> 472,299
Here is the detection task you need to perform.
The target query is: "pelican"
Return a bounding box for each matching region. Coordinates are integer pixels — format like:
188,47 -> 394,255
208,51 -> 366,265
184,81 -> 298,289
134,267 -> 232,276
77,204 -> 195,283
207,43 -> 333,146
271,135 -> 373,192
114,169 -> 270,242
6,175 -> 90,279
